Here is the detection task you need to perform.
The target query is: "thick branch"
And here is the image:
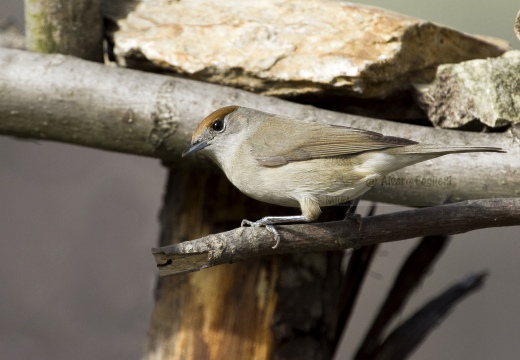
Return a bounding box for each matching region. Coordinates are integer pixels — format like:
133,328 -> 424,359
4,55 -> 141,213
0,48 -> 519,205
152,198 -> 520,276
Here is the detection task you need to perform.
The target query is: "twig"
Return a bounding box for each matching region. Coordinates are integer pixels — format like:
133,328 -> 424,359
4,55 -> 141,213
152,198 -> 520,276
370,272 -> 487,360
333,204 -> 379,347
354,235 -> 450,359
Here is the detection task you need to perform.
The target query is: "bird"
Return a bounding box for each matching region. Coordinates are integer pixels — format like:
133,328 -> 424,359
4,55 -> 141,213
183,106 -> 504,248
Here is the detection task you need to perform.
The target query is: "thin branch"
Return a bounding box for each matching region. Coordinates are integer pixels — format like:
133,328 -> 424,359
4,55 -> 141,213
333,204 -> 379,347
354,235 -> 450,359
0,48 -> 519,206
152,198 -> 520,276
371,272 -> 487,360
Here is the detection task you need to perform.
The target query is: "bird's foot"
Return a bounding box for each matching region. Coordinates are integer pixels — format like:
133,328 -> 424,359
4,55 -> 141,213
343,213 -> 362,224
241,219 -> 281,249
241,219 -> 257,227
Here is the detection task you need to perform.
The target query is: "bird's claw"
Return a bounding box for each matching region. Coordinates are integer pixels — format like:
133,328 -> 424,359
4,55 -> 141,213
344,213 -> 362,224
241,219 -> 281,249
266,225 -> 281,249
344,213 -> 363,231
241,219 -> 256,227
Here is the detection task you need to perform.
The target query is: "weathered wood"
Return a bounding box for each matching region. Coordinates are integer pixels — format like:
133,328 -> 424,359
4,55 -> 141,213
25,0 -> 103,61
0,48 -> 518,207
145,169 -> 343,359
146,169 -> 277,359
152,198 -> 520,276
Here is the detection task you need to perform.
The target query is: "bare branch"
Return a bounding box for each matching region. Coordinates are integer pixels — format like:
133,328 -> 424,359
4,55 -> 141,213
333,204 -> 379,347
152,198 -> 520,276
0,48 -> 519,206
371,272 -> 487,360
354,235 -> 450,359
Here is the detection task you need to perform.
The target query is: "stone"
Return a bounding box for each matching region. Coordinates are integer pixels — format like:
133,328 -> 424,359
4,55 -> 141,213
106,0 -> 508,101
414,50 -> 520,130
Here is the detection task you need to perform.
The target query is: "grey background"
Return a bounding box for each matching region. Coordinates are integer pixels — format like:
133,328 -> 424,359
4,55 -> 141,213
1,1 -> 519,359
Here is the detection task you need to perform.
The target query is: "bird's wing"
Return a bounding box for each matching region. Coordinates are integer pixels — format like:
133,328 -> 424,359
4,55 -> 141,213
250,118 -> 417,167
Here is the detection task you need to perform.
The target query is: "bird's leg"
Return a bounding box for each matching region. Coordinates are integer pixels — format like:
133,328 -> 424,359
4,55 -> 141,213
343,196 -> 362,222
242,198 -> 320,249
241,215 -> 307,249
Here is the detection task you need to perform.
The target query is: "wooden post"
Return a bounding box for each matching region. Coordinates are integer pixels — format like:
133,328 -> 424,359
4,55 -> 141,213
25,0 -> 103,61
145,168 -> 344,359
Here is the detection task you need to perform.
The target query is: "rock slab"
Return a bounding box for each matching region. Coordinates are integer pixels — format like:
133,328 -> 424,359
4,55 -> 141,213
107,0 -> 508,100
414,51 -> 520,129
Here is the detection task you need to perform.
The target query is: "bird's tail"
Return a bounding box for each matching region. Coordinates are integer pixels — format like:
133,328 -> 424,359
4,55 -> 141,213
386,144 -> 505,156
373,145 -> 505,174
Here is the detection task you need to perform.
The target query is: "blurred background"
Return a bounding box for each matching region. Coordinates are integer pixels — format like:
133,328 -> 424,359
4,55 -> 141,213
1,1 -> 518,359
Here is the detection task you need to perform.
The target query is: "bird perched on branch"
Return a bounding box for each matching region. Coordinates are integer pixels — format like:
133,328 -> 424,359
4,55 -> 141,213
183,106 -> 504,248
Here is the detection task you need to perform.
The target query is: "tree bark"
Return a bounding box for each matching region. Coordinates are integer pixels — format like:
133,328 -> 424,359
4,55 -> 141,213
24,0 -> 103,61
1,48 -> 518,207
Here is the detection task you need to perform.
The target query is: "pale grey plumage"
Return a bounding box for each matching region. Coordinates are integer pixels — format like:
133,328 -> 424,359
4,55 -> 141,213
183,106 -> 505,248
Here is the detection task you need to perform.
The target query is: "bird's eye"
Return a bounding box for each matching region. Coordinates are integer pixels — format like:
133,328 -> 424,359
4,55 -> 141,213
212,119 -> 225,132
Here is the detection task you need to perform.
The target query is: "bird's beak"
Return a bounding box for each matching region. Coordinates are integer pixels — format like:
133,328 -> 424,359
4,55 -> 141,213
182,140 -> 208,157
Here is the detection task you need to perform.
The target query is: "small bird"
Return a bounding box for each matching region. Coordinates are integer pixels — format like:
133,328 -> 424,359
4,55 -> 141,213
183,106 -> 504,248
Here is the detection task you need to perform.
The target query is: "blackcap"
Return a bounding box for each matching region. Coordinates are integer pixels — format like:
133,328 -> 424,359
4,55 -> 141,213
183,106 -> 504,248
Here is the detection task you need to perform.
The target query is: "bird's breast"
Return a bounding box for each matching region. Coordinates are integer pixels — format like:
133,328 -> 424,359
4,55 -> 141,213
222,154 -> 377,208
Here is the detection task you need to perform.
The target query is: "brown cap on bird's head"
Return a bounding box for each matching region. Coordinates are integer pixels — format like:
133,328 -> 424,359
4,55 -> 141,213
183,105 -> 239,157
191,106 -> 239,142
